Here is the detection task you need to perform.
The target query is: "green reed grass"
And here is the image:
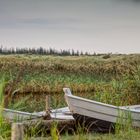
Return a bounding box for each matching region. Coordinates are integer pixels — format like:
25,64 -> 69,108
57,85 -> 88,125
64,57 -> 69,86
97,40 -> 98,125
0,54 -> 140,139
0,78 -> 11,139
115,109 -> 133,134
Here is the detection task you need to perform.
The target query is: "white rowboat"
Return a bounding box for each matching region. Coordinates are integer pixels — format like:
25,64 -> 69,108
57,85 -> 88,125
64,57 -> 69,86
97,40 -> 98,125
63,88 -> 140,131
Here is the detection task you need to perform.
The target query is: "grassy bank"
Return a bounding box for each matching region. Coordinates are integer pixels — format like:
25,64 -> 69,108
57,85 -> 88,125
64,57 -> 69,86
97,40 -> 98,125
0,54 -> 140,139
0,54 -> 140,105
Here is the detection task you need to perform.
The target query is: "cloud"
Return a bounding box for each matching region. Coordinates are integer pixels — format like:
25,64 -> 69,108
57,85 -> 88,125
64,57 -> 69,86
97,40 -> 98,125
21,17 -> 80,25
0,16 -> 82,31
0,0 -> 140,53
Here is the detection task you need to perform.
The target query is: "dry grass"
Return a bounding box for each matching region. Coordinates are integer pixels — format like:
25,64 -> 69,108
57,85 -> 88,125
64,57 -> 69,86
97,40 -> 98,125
0,54 -> 140,106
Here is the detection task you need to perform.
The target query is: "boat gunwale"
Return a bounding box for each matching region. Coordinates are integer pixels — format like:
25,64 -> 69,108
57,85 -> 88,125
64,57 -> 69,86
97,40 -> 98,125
3,108 -> 42,117
65,94 -> 140,114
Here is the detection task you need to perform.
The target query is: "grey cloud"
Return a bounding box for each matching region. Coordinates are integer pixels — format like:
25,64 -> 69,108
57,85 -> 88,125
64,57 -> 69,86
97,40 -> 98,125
0,17 -> 83,31
0,0 -> 140,53
20,17 -> 81,25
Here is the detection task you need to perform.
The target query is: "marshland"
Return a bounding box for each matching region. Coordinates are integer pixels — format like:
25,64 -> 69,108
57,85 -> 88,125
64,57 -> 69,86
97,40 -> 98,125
0,53 -> 140,139
1,0 -> 140,139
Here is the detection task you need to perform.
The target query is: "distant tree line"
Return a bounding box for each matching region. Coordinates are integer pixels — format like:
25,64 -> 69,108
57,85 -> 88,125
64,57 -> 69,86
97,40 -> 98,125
0,45 -> 115,56
0,45 -> 94,56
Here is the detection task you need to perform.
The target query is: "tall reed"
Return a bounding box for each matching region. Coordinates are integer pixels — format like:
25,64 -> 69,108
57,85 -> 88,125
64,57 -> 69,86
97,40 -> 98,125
0,77 -> 11,139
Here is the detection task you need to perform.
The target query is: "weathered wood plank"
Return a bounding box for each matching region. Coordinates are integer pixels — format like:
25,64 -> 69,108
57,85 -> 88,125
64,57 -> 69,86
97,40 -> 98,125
3,108 -> 42,121
3,107 -> 74,121
11,123 -> 24,140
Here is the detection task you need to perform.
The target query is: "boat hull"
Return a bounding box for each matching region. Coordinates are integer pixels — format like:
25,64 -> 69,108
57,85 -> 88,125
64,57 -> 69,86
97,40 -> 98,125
63,88 -> 140,128
73,113 -> 115,133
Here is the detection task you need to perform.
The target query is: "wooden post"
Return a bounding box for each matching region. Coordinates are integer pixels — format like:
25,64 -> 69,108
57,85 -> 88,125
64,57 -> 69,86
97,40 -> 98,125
11,123 -> 24,140
45,95 -> 51,119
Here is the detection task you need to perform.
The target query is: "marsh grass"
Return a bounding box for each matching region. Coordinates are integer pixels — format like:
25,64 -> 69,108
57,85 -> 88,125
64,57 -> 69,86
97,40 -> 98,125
0,54 -> 140,95
0,54 -> 140,139
115,109 -> 133,135
61,131 -> 140,140
0,78 -> 11,139
50,122 -> 60,140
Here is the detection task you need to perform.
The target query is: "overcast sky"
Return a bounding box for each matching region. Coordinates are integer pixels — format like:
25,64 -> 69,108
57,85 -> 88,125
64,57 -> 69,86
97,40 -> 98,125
0,0 -> 140,53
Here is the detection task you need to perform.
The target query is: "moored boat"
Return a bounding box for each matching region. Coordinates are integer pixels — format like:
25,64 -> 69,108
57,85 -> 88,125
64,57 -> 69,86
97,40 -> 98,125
63,88 -> 140,132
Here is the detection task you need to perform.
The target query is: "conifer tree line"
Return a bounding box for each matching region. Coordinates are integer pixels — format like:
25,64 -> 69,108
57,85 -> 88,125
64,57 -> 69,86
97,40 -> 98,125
0,45 -> 95,56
